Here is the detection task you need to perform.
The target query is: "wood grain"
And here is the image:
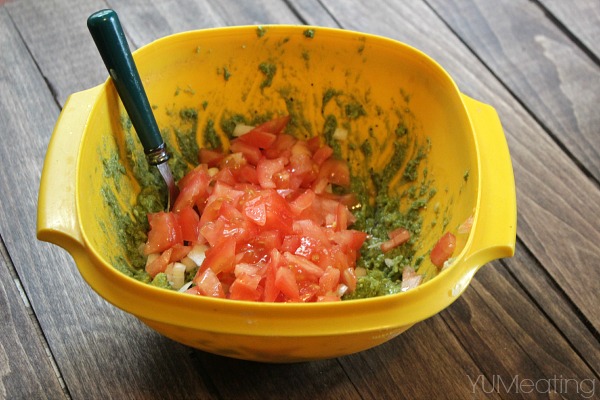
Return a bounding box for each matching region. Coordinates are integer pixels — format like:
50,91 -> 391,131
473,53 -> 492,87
5,0 -> 110,106
446,262 -> 599,396
338,316 -> 503,399
539,0 -> 600,61
426,0 -> 600,183
0,238 -> 65,399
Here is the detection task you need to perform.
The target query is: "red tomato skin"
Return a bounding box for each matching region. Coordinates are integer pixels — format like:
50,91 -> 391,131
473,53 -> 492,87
264,133 -> 296,159
177,207 -> 200,243
430,232 -> 457,268
318,158 -> 350,187
194,268 -> 225,298
168,243 -> 192,263
144,212 -> 183,255
257,157 -> 287,189
254,115 -> 291,134
312,145 -> 333,165
173,168 -> 210,213
230,140 -> 262,165
380,228 -> 410,253
275,267 -> 300,302
200,236 -> 237,275
237,129 -> 277,149
199,148 -> 224,167
146,248 -> 173,278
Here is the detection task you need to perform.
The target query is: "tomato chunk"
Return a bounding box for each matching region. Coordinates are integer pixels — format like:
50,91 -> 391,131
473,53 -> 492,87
431,232 -> 456,268
145,212 -> 183,255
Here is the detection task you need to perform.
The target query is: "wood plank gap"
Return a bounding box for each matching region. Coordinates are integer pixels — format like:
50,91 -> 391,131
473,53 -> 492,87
531,0 -> 600,68
281,0 -> 311,25
0,235 -> 72,399
422,0 -> 600,189
4,6 -> 62,110
501,237 -> 600,378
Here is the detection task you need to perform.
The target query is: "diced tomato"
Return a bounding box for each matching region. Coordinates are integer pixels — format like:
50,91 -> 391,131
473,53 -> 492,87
289,189 -> 316,215
193,268 -> 225,298
168,243 -> 192,263
263,249 -> 282,302
229,264 -> 263,301
318,266 -> 341,295
177,207 -> 200,243
380,228 -> 410,253
275,267 -> 299,301
264,133 -> 296,159
237,129 -> 277,149
332,230 -> 367,251
146,248 -> 173,278
312,145 -> 333,165
431,232 -> 456,268
283,251 -> 324,278
199,148 -> 224,167
230,140 -> 262,165
200,236 -> 237,274
243,190 -> 294,234
306,136 -> 321,153
253,115 -> 291,134
318,158 -> 350,187
145,212 -> 183,255
257,157 -> 287,189
341,267 -> 357,292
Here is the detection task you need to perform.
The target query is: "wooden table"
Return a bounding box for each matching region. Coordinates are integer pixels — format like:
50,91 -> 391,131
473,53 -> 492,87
1,0 -> 598,399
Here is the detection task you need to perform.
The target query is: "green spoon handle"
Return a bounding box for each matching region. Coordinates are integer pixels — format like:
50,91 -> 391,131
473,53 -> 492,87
87,9 -> 166,163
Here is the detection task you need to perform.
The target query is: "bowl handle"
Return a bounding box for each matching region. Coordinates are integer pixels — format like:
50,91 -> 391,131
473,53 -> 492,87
460,94 -> 517,269
37,85 -> 103,255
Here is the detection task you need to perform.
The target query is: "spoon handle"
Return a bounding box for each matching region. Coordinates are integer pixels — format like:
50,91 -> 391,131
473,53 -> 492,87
87,9 -> 167,164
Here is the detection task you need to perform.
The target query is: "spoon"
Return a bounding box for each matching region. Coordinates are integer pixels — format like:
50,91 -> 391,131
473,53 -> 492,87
87,9 -> 178,210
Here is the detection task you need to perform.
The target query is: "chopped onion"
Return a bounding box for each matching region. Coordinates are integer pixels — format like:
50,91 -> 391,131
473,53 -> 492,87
458,215 -> 474,234
332,127 -> 348,141
145,253 -> 159,268
354,267 -> 367,277
337,283 -> 349,297
233,124 -> 255,137
180,256 -> 197,271
401,275 -> 422,292
168,262 -> 187,290
178,281 -> 194,293
401,266 -> 422,292
187,244 -> 208,266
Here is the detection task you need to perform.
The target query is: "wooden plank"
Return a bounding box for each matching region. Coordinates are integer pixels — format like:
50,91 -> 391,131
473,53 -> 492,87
425,0 -> 600,182
539,0 -> 600,61
445,262 -> 599,398
0,239 -> 66,399
300,0 -> 600,335
5,0 -> 110,107
108,0 -> 321,48
505,240 -> 600,376
339,316 -> 502,399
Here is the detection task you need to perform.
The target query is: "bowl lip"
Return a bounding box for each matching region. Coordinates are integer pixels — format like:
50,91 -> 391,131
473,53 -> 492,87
74,24 -> 482,331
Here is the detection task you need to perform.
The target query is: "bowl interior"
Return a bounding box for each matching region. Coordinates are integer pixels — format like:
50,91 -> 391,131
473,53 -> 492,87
76,25 -> 478,301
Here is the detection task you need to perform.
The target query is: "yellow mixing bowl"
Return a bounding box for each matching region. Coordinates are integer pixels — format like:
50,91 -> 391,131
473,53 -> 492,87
37,25 -> 516,362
